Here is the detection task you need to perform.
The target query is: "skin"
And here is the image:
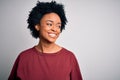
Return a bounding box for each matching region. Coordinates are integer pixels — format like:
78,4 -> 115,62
35,13 -> 62,53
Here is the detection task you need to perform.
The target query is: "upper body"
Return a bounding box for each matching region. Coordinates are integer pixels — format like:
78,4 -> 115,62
8,1 -> 83,80
8,47 -> 82,80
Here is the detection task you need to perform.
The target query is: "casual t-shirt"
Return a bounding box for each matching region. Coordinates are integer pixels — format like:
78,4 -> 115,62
8,47 -> 83,80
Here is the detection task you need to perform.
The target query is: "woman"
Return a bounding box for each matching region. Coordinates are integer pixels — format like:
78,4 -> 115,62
8,1 -> 83,80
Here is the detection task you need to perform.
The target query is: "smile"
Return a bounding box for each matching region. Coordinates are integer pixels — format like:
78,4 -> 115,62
48,33 -> 57,38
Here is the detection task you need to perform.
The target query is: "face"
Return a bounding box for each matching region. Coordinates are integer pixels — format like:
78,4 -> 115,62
35,13 -> 61,43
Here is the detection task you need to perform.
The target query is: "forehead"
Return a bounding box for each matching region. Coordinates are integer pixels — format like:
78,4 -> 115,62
41,13 -> 61,22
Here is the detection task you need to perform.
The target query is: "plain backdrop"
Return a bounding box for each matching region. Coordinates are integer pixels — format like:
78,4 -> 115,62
0,0 -> 120,80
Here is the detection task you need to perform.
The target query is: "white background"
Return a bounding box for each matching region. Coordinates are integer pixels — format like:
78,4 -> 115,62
0,0 -> 120,80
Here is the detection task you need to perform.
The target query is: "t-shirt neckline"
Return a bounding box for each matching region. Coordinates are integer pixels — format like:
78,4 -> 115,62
33,46 -> 64,56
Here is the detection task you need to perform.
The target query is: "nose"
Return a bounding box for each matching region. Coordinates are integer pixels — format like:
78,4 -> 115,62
51,25 -> 57,32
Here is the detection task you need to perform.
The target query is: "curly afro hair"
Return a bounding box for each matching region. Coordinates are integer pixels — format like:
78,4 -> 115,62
27,1 -> 68,38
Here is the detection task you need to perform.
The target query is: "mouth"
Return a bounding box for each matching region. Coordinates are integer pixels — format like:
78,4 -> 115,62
48,33 -> 57,38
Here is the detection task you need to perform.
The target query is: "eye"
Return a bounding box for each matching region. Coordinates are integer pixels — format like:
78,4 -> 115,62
56,24 -> 61,29
46,23 -> 52,26
58,26 -> 61,29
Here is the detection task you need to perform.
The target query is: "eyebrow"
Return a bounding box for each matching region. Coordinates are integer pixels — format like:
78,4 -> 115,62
46,20 -> 61,24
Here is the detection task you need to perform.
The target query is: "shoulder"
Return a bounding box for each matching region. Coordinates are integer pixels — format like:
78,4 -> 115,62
17,47 -> 35,59
61,47 -> 76,59
61,48 -> 79,65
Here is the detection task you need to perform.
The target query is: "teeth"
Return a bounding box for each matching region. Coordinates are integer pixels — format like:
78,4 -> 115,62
49,34 -> 56,37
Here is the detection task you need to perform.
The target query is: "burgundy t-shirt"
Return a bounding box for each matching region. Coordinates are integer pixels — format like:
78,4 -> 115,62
8,47 -> 83,80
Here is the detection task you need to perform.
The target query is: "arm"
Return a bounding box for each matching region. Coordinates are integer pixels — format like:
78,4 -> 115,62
8,55 -> 20,80
70,54 -> 83,80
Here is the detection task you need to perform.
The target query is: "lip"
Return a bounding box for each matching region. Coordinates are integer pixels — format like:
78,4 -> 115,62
48,33 -> 57,38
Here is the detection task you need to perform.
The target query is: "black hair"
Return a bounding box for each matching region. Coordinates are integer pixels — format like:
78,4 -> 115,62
27,1 -> 67,38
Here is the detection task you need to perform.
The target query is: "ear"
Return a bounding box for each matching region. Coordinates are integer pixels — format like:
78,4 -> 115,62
35,24 -> 40,31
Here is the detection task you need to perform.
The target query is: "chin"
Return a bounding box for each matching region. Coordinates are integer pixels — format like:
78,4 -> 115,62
45,38 -> 57,44
48,40 -> 56,43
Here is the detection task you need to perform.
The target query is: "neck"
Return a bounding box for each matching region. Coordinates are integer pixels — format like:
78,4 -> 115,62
36,40 -> 61,53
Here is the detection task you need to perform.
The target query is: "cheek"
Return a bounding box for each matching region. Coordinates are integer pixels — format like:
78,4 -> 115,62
39,28 -> 47,36
57,31 -> 61,36
40,26 -> 49,32
57,29 -> 61,34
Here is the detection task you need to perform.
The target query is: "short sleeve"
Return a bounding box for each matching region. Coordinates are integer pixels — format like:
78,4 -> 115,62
8,55 -> 21,80
70,54 -> 83,80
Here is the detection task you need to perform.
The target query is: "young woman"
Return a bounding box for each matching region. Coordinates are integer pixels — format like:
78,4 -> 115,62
8,1 -> 83,80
